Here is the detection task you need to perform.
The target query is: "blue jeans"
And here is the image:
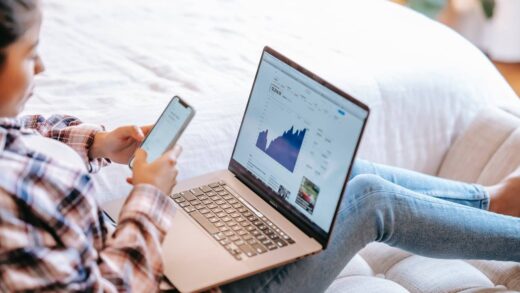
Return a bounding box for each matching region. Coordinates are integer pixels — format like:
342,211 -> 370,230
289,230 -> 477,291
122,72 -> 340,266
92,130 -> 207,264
221,160 -> 520,293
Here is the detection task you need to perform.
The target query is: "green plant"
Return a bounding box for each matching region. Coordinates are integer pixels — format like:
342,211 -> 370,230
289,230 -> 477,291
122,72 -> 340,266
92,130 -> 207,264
407,0 -> 495,19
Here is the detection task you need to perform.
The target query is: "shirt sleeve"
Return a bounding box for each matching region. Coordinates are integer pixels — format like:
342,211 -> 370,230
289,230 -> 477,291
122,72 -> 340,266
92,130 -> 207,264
0,184 -> 176,292
98,184 -> 176,292
19,114 -> 110,172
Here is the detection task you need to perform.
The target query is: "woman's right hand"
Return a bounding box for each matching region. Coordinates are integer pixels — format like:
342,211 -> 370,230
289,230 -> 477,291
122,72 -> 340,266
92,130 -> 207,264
127,146 -> 183,195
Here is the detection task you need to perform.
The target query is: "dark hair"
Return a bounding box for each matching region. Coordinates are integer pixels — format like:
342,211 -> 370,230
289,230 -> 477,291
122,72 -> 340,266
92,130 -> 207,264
0,0 -> 36,63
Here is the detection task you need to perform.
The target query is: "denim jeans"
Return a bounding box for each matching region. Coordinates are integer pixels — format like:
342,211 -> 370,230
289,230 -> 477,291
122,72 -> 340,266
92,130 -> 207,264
221,159 -> 520,293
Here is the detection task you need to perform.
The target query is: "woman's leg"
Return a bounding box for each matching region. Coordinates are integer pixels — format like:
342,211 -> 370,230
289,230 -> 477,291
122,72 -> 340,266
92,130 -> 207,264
221,174 -> 520,293
351,159 -> 489,209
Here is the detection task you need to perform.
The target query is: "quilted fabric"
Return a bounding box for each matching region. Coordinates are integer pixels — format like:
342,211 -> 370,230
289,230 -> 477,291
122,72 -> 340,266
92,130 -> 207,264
330,107 -> 520,292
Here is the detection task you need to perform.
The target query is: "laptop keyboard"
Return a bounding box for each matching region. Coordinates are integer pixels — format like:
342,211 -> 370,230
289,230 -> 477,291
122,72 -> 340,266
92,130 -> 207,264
170,181 -> 295,261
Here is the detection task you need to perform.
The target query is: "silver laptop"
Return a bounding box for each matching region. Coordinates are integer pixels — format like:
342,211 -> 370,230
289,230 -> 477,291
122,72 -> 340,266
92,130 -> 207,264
103,47 -> 369,292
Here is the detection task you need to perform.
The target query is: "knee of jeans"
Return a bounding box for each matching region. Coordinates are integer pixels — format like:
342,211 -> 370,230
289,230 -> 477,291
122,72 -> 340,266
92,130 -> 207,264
349,159 -> 369,179
347,174 -> 389,199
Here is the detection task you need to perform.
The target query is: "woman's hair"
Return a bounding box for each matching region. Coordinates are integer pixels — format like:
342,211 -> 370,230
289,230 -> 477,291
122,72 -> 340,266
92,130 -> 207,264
0,0 -> 36,63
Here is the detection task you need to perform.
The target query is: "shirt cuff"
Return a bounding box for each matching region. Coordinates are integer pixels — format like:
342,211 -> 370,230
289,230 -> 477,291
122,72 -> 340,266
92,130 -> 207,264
119,184 -> 176,235
67,123 -> 111,173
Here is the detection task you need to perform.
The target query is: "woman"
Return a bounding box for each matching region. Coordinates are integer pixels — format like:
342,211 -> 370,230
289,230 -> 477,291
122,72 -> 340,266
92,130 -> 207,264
0,0 -> 518,292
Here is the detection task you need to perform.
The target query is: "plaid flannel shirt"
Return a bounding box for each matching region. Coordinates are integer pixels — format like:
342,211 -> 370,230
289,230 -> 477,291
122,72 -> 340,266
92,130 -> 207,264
0,114 -> 175,292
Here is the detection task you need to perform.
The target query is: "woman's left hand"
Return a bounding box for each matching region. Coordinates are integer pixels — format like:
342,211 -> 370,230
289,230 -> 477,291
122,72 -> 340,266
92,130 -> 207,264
89,125 -> 153,164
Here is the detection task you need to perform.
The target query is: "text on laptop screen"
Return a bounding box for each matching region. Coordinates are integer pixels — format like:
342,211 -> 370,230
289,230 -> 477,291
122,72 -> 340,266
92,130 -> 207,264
232,52 -> 367,233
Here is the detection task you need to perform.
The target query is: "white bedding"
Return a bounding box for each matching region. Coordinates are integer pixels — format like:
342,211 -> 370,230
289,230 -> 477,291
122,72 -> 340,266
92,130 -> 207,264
26,0 -> 517,203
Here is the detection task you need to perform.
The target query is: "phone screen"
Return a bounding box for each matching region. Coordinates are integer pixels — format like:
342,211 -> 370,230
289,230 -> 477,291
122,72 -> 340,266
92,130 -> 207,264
140,97 -> 193,163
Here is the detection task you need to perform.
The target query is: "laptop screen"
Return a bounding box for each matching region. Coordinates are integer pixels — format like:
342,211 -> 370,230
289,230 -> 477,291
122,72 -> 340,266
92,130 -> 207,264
230,48 -> 368,246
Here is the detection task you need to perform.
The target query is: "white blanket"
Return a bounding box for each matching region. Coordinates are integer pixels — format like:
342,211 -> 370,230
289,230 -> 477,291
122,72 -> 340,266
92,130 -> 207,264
26,0 -> 517,202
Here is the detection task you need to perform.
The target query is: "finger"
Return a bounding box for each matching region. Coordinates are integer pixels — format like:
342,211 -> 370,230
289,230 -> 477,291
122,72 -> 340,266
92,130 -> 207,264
141,124 -> 154,136
130,125 -> 145,141
162,147 -> 182,166
126,177 -> 134,184
172,144 -> 183,158
134,148 -> 148,165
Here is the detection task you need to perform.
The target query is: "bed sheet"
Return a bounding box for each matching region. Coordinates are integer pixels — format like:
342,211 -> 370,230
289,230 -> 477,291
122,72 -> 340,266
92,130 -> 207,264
26,0 -> 517,202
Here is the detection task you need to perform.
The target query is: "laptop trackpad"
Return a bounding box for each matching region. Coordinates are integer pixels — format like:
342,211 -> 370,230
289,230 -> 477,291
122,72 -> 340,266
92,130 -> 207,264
162,210 -> 247,292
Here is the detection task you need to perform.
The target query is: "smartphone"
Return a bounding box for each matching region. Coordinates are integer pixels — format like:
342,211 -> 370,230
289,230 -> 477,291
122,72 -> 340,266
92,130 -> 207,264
129,96 -> 195,168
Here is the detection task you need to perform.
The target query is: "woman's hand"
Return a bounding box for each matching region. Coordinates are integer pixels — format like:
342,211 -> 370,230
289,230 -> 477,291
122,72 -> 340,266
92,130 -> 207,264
128,146 -> 182,195
89,125 -> 153,164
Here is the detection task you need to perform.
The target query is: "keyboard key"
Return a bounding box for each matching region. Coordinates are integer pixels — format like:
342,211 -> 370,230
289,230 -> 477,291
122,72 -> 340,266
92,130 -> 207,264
251,243 -> 268,254
220,239 -> 230,246
236,217 -> 245,222
230,213 -> 240,218
221,204 -> 231,209
268,234 -> 279,240
191,188 -> 204,196
232,203 -> 242,209
207,191 -> 217,197
216,212 -> 226,218
223,195 -> 233,201
219,226 -> 229,232
212,208 -> 223,214
179,202 -> 190,208
199,208 -> 210,214
231,225 -> 241,231
210,196 -> 220,201
237,207 -> 248,213
237,244 -> 257,257
224,231 -> 234,237
182,192 -> 197,202
261,239 -> 272,246
190,211 -> 219,234
207,203 -> 218,209
228,199 -> 238,204
202,200 -> 212,205
171,193 -> 181,199
195,204 -> 205,210
174,197 -> 185,203
222,216 -> 232,222
215,221 -> 225,227
264,229 -> 275,235
214,187 -> 224,192
208,183 -> 219,188
266,244 -> 278,251
237,230 -> 247,236
275,239 -> 287,247
213,232 -> 226,241
184,206 -> 196,213
201,185 -> 212,193
225,208 -> 234,214
215,200 -> 226,205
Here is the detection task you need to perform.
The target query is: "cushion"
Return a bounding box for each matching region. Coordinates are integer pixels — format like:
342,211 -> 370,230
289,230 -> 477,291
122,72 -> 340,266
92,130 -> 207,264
330,107 -> 520,292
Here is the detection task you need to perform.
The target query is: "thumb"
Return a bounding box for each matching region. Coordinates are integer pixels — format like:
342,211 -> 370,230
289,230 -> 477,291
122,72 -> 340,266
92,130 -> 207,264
134,148 -> 148,165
